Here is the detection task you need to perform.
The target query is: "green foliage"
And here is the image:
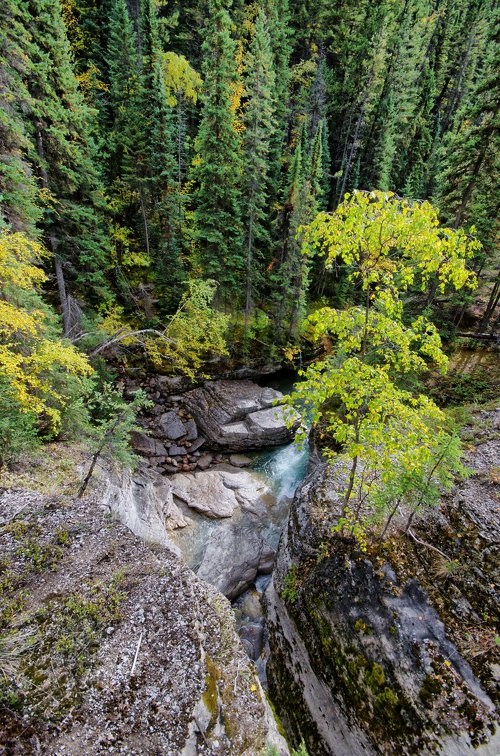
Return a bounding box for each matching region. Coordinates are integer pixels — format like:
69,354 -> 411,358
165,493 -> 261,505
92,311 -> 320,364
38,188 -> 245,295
191,0 -> 244,307
292,743 -> 309,756
0,376 -> 39,468
281,564 -> 300,604
77,384 -> 151,496
0,231 -> 93,463
286,193 -> 476,534
242,8 -> 276,331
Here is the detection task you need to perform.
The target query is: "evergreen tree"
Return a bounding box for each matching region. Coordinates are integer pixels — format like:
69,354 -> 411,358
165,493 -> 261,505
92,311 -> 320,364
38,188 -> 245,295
437,6 -> 500,231
242,8 -> 276,331
27,0 -> 112,334
0,0 -> 40,234
192,0 -> 244,308
138,0 -> 182,311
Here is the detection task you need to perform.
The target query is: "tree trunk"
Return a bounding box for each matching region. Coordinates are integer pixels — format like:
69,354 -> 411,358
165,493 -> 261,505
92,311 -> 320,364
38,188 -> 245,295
32,112 -> 72,337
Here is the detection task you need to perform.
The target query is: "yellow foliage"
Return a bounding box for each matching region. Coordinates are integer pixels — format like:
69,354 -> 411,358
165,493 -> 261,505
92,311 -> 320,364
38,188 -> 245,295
163,52 -> 202,106
230,41 -> 246,136
0,231 -> 93,432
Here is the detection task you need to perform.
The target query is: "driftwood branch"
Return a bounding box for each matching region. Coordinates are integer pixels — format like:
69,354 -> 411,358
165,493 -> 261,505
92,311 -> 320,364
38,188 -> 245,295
130,631 -> 143,675
456,332 -> 499,341
89,329 -> 176,356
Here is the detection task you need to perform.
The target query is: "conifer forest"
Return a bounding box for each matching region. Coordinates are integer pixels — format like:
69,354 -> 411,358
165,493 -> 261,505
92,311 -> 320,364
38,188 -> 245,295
2,0 -> 499,353
0,0 -> 500,753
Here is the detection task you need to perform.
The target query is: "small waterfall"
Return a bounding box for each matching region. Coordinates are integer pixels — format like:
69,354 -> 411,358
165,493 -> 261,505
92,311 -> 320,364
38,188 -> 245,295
254,439 -> 309,503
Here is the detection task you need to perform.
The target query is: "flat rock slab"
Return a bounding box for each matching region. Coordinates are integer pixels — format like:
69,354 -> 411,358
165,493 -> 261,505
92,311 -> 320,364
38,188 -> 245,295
170,467 -> 273,519
183,380 -> 300,451
130,431 -> 167,457
230,454 -> 253,467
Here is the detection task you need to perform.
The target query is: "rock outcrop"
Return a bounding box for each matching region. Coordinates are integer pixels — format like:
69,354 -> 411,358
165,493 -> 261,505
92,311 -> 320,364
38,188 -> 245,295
196,523 -> 276,601
0,483 -> 289,756
171,465 -> 274,519
103,463 -> 278,601
183,380 -> 300,451
264,414 -> 500,756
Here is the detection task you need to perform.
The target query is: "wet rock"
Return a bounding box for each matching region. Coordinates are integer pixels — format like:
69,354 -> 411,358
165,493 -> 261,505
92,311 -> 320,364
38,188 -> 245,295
183,380 -> 299,451
159,411 -> 186,440
229,454 -> 253,467
197,525 -> 276,600
239,622 -> 264,660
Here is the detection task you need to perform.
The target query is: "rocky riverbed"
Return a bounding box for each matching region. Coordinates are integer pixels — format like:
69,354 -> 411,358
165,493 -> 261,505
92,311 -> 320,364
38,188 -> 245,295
125,376 -> 300,476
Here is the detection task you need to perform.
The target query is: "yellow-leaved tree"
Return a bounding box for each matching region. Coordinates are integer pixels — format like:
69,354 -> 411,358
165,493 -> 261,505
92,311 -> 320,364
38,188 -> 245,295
0,231 -> 93,464
285,191 -> 479,545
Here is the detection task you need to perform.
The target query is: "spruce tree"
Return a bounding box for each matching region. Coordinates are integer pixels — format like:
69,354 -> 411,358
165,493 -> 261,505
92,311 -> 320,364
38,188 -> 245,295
437,6 -> 500,232
192,0 -> 244,308
242,8 -> 276,331
0,0 -> 40,234
26,0 -> 112,334
138,0 -> 182,311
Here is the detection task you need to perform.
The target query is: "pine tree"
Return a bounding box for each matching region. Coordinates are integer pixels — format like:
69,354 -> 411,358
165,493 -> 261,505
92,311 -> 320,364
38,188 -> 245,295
138,0 -> 182,311
0,0 -> 41,234
242,8 -> 276,331
26,0 -> 112,334
192,0 -> 244,308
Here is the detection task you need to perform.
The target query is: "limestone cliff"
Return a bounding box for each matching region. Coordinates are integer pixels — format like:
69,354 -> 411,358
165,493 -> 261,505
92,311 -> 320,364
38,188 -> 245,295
0,474 -> 289,755
265,410 -> 500,755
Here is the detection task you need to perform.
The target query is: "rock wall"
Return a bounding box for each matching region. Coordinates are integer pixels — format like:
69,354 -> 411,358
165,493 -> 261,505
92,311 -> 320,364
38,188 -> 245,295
265,415 -> 500,755
0,481 -> 289,755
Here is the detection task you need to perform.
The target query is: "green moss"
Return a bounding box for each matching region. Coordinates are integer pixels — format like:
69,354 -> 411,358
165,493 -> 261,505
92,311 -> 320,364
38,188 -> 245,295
354,619 -> 372,635
366,663 -> 385,690
377,686 -> 398,707
202,655 -> 220,721
419,674 -> 442,707
265,693 -> 287,738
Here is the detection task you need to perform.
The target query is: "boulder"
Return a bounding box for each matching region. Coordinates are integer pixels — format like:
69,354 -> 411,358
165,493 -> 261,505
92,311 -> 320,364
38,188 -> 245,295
229,454 -> 253,467
183,380 -> 300,451
130,431 -> 167,457
239,622 -> 265,661
196,525 -> 276,600
159,410 -> 186,440
170,467 -> 273,519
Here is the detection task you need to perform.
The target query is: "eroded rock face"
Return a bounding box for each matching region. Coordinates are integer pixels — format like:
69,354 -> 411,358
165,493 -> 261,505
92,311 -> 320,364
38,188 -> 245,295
171,465 -> 274,519
197,524 -> 276,601
102,466 -> 190,541
265,419 -> 500,756
183,380 -> 300,451
0,485 -> 289,756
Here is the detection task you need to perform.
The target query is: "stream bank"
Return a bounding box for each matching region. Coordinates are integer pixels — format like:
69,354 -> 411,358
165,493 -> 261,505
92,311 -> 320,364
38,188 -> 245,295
264,411 -> 500,755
